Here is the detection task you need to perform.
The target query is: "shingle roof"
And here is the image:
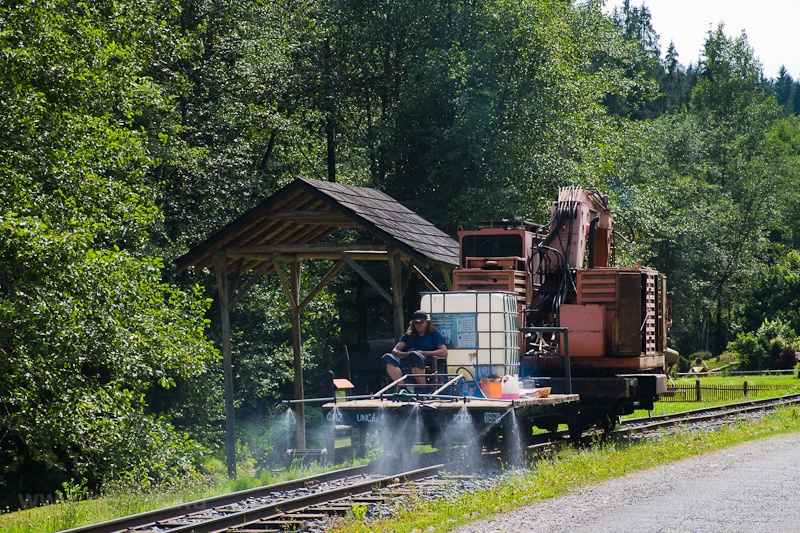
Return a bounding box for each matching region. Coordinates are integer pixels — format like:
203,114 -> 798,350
175,177 -> 459,273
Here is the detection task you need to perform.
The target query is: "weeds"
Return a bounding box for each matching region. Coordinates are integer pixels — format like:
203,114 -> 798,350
350,503 -> 367,523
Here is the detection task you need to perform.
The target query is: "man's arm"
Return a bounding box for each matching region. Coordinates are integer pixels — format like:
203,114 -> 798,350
420,344 -> 447,358
391,340 -> 409,358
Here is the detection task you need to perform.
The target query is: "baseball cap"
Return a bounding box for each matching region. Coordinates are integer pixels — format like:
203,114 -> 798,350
412,310 -> 428,323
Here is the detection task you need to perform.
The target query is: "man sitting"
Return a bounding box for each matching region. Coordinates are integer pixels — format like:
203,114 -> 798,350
382,310 -> 448,390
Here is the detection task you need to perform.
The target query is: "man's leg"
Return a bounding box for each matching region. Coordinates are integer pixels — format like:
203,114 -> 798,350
386,362 -> 403,382
381,353 -> 407,389
408,351 -> 427,385
410,367 -> 426,385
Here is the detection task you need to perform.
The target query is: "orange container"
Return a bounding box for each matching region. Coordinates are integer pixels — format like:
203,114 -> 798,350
479,380 -> 502,399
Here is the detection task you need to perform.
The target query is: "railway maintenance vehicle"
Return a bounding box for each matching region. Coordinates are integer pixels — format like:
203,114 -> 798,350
322,186 -> 676,453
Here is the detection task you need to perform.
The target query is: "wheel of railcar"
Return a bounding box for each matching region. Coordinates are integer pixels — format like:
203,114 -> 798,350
599,413 -> 620,434
481,427 -> 500,451
567,417 -> 583,440
519,419 -> 535,445
499,422 -> 525,465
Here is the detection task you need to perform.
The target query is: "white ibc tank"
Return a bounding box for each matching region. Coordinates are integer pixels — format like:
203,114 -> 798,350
419,291 -> 520,379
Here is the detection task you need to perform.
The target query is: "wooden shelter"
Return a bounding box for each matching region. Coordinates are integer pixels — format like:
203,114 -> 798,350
175,178 -> 459,475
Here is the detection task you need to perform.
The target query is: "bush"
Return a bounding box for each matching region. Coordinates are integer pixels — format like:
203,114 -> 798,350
727,332 -> 762,370
726,318 -> 800,371
779,345 -> 798,370
689,351 -> 712,363
687,351 -> 712,370
718,351 -> 738,365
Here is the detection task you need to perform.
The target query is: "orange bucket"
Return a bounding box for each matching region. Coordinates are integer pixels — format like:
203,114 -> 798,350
479,379 -> 502,399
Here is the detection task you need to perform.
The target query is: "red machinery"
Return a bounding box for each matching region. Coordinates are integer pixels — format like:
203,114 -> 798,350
453,186 -> 675,430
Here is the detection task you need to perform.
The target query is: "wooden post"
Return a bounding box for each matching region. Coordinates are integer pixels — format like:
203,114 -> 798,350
743,380 -> 748,397
215,251 -> 237,478
388,248 -> 404,339
290,260 -> 306,449
342,345 -> 351,381
325,345 -> 335,398
695,378 -> 701,402
439,264 -> 453,291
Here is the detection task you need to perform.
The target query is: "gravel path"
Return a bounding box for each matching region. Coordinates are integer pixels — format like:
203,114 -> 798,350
450,431 -> 800,533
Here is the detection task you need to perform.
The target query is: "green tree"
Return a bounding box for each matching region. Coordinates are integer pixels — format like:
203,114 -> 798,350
0,0 -> 220,503
606,0 -> 664,118
325,0 -> 655,227
625,26 -> 799,357
741,250 -> 800,335
660,41 -> 694,112
773,66 -> 797,116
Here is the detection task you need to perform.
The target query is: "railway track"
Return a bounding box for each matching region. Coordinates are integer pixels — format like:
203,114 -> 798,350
61,458 -> 458,533
64,394 -> 800,533
62,464 -> 373,533
618,392 -> 800,435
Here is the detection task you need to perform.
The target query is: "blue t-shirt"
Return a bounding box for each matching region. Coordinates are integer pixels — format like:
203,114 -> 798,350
400,330 -> 446,353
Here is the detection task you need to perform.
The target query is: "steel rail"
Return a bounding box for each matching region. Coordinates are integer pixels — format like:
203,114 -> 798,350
154,464 -> 443,533
622,394 -> 800,425
522,393 -> 800,450
620,392 -> 800,433
59,464 -> 373,533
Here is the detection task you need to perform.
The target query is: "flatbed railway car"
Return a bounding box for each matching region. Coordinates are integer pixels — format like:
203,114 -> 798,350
323,392 -> 580,455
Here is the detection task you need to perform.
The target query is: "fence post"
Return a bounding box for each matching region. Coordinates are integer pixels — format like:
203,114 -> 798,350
696,379 -> 701,402
743,381 -> 748,397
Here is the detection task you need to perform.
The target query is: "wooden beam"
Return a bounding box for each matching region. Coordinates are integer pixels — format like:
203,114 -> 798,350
230,258 -> 244,295
339,251 -> 393,304
413,264 -> 440,292
267,210 -> 359,226
229,253 -> 279,309
273,265 -> 295,311
228,243 -> 389,254
401,258 -> 415,295
214,251 -> 237,478
299,259 -> 345,311
227,251 -> 389,262
294,251 -> 387,260
439,263 -> 454,291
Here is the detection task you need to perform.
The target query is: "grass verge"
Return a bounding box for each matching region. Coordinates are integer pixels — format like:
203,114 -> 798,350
331,404 -> 800,533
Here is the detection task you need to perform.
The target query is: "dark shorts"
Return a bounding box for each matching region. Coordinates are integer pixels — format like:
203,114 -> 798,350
382,351 -> 426,371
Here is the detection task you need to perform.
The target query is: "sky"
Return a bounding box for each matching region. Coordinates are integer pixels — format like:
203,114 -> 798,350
604,0 -> 800,80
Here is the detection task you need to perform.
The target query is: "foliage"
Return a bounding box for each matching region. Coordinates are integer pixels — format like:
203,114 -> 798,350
624,25 -> 800,357
688,351 -> 711,367
0,245 -> 218,500
727,333 -> 764,370
740,250 -> 800,334
772,66 -> 800,116
317,0 -> 653,228
726,318 -> 798,370
606,0 -> 665,118
0,0 -> 219,505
